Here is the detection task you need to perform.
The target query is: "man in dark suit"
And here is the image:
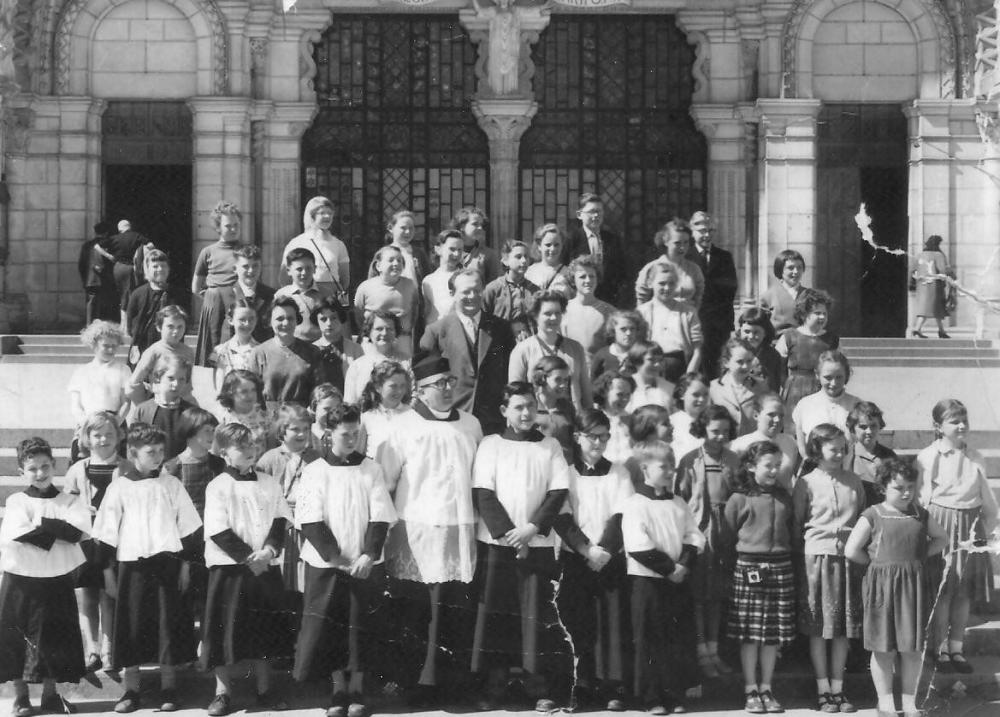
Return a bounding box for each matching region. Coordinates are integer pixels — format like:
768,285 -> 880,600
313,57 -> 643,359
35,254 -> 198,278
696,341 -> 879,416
419,268 -> 515,435
561,193 -> 630,306
79,221 -> 118,324
687,211 -> 738,379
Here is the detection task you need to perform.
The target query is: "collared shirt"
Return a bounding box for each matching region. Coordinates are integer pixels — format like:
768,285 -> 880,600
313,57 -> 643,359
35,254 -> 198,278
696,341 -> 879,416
917,441 -> 999,522
587,231 -> 603,261
482,275 -> 539,321
458,310 -> 482,346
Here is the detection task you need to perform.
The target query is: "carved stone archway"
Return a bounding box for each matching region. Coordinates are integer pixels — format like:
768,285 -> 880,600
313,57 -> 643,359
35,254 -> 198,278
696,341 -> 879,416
50,0 -> 229,96
782,0 -> 960,99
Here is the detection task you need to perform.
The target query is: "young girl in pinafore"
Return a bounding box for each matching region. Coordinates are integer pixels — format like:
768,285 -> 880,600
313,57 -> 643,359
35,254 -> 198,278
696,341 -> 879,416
792,424 -> 866,714
777,288 -> 838,420
674,405 -> 741,680
845,458 -> 948,717
723,440 -> 797,715
915,399 -> 999,675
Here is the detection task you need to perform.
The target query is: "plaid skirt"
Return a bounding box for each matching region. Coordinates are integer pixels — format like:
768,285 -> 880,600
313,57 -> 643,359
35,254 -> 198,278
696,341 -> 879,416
727,554 -> 796,645
927,504 -> 994,603
797,553 -> 863,639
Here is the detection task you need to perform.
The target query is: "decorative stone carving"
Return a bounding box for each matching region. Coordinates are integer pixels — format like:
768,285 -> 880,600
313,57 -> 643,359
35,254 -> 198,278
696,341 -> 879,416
0,0 -> 18,96
52,0 -> 230,95
976,107 -> 1000,147
782,0 -> 959,99
741,38 -> 759,99
461,1 -> 550,99
686,30 -> 710,98
250,36 -> 269,69
300,29 -> 321,101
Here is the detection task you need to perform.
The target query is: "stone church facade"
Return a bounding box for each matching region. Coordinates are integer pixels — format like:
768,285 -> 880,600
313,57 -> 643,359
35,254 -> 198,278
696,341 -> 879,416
0,0 -> 996,336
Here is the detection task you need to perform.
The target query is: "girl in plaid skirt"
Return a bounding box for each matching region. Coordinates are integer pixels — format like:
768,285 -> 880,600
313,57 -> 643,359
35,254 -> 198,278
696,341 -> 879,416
723,441 -> 796,714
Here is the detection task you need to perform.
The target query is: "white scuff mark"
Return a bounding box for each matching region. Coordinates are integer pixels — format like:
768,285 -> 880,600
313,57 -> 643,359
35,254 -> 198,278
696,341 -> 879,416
854,204 -> 907,256
549,576 -> 577,709
282,0 -> 297,11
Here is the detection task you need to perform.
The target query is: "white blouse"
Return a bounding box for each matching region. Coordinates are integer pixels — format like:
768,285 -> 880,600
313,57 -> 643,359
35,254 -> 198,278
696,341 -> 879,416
0,490 -> 91,577
473,434 -> 572,548
91,472 -> 203,561
295,457 -> 398,567
203,471 -> 292,568
67,358 -> 131,419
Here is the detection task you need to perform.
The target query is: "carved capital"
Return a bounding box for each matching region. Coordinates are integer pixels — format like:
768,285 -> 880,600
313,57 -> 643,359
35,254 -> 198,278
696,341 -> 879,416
472,98 -> 538,144
250,37 -> 269,68
754,99 -> 822,137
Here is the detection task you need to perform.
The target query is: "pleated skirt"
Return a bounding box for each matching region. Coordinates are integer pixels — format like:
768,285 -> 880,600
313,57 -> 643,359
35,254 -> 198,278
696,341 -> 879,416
862,560 -> 929,653
727,553 -> 796,646
927,503 -> 995,603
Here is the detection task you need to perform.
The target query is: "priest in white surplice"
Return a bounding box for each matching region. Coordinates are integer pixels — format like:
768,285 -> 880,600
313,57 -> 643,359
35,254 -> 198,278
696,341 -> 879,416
382,353 -> 483,705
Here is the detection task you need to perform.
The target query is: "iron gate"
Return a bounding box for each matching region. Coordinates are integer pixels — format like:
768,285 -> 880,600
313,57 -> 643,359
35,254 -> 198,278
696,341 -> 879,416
302,15 -> 488,284
519,16 -> 707,275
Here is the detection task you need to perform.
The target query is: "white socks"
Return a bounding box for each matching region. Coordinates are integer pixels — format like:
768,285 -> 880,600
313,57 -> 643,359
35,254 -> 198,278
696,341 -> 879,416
878,695 -> 895,711
830,678 -> 844,694
816,678 -> 831,694
901,694 -> 917,712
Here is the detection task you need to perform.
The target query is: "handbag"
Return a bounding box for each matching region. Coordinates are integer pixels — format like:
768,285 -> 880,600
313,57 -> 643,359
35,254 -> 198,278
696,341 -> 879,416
310,236 -> 351,308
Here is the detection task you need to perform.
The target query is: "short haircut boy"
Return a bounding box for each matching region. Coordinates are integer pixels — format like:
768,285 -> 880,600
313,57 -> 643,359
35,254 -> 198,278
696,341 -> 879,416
632,438 -> 674,466
144,248 -> 168,268
214,422 -> 256,451
17,437 -> 53,467
235,244 -> 262,262
846,401 -> 886,432
502,240 -> 530,256
156,304 -> 188,329
285,247 -> 316,267
501,381 -> 535,407
126,422 -> 167,450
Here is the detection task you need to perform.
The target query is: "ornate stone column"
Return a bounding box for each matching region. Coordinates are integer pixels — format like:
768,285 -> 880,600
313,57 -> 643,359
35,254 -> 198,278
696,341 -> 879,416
691,103 -> 757,301
461,3 -> 550,247
255,101 -> 317,286
753,98 -> 822,297
974,105 -> 1000,336
187,97 -> 254,250
471,99 -> 536,247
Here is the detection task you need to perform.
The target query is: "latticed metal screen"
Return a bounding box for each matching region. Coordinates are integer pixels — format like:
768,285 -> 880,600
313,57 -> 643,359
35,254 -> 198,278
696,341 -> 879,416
520,16 -> 706,273
303,15 -> 489,283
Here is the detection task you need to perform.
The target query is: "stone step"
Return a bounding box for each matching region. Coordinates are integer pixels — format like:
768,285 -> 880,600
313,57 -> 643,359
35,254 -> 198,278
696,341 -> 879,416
840,337 -> 994,349
847,357 -> 1000,368
844,348 -> 1000,359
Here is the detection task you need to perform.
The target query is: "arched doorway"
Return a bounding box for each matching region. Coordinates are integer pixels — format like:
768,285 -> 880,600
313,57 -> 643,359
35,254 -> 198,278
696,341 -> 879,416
102,100 -> 194,309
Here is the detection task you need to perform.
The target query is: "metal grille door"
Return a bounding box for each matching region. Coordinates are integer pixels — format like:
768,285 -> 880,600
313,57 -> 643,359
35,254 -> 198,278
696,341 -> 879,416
519,16 -> 706,275
303,16 -> 489,284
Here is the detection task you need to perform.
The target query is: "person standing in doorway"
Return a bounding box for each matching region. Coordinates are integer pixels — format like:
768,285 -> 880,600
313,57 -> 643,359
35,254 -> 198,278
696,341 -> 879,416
686,211 -> 738,380
106,219 -> 151,327
79,221 -> 118,324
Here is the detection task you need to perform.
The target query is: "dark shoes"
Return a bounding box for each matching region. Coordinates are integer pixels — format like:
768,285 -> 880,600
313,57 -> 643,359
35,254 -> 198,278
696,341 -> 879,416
207,693 -> 231,717
817,693 -> 840,714
84,653 -> 103,674
832,694 -> 857,713
938,331 -> 950,339
255,691 -> 288,711
39,695 -> 75,715
949,653 -> 974,674
113,691 -> 141,714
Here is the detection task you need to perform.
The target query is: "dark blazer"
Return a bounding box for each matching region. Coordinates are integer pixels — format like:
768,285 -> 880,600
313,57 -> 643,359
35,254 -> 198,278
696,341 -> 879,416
687,244 -> 738,327
562,223 -> 629,306
419,310 -> 515,435
222,281 -> 276,344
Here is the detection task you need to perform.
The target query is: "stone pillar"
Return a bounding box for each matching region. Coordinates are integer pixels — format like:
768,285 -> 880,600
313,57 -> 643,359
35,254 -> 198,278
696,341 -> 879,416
691,103 -> 758,301
255,101 -> 317,286
905,99 -> 989,332
461,4 -> 549,248
754,98 -> 822,298
187,97 -> 254,251
471,99 -> 537,247
3,95 -> 104,328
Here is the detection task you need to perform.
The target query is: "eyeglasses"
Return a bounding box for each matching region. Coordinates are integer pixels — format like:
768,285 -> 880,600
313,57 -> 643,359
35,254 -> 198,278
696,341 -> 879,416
580,432 -> 611,443
425,376 -> 458,390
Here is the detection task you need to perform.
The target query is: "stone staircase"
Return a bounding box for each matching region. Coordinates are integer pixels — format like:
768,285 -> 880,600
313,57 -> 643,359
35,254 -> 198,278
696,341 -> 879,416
0,332 -> 999,712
